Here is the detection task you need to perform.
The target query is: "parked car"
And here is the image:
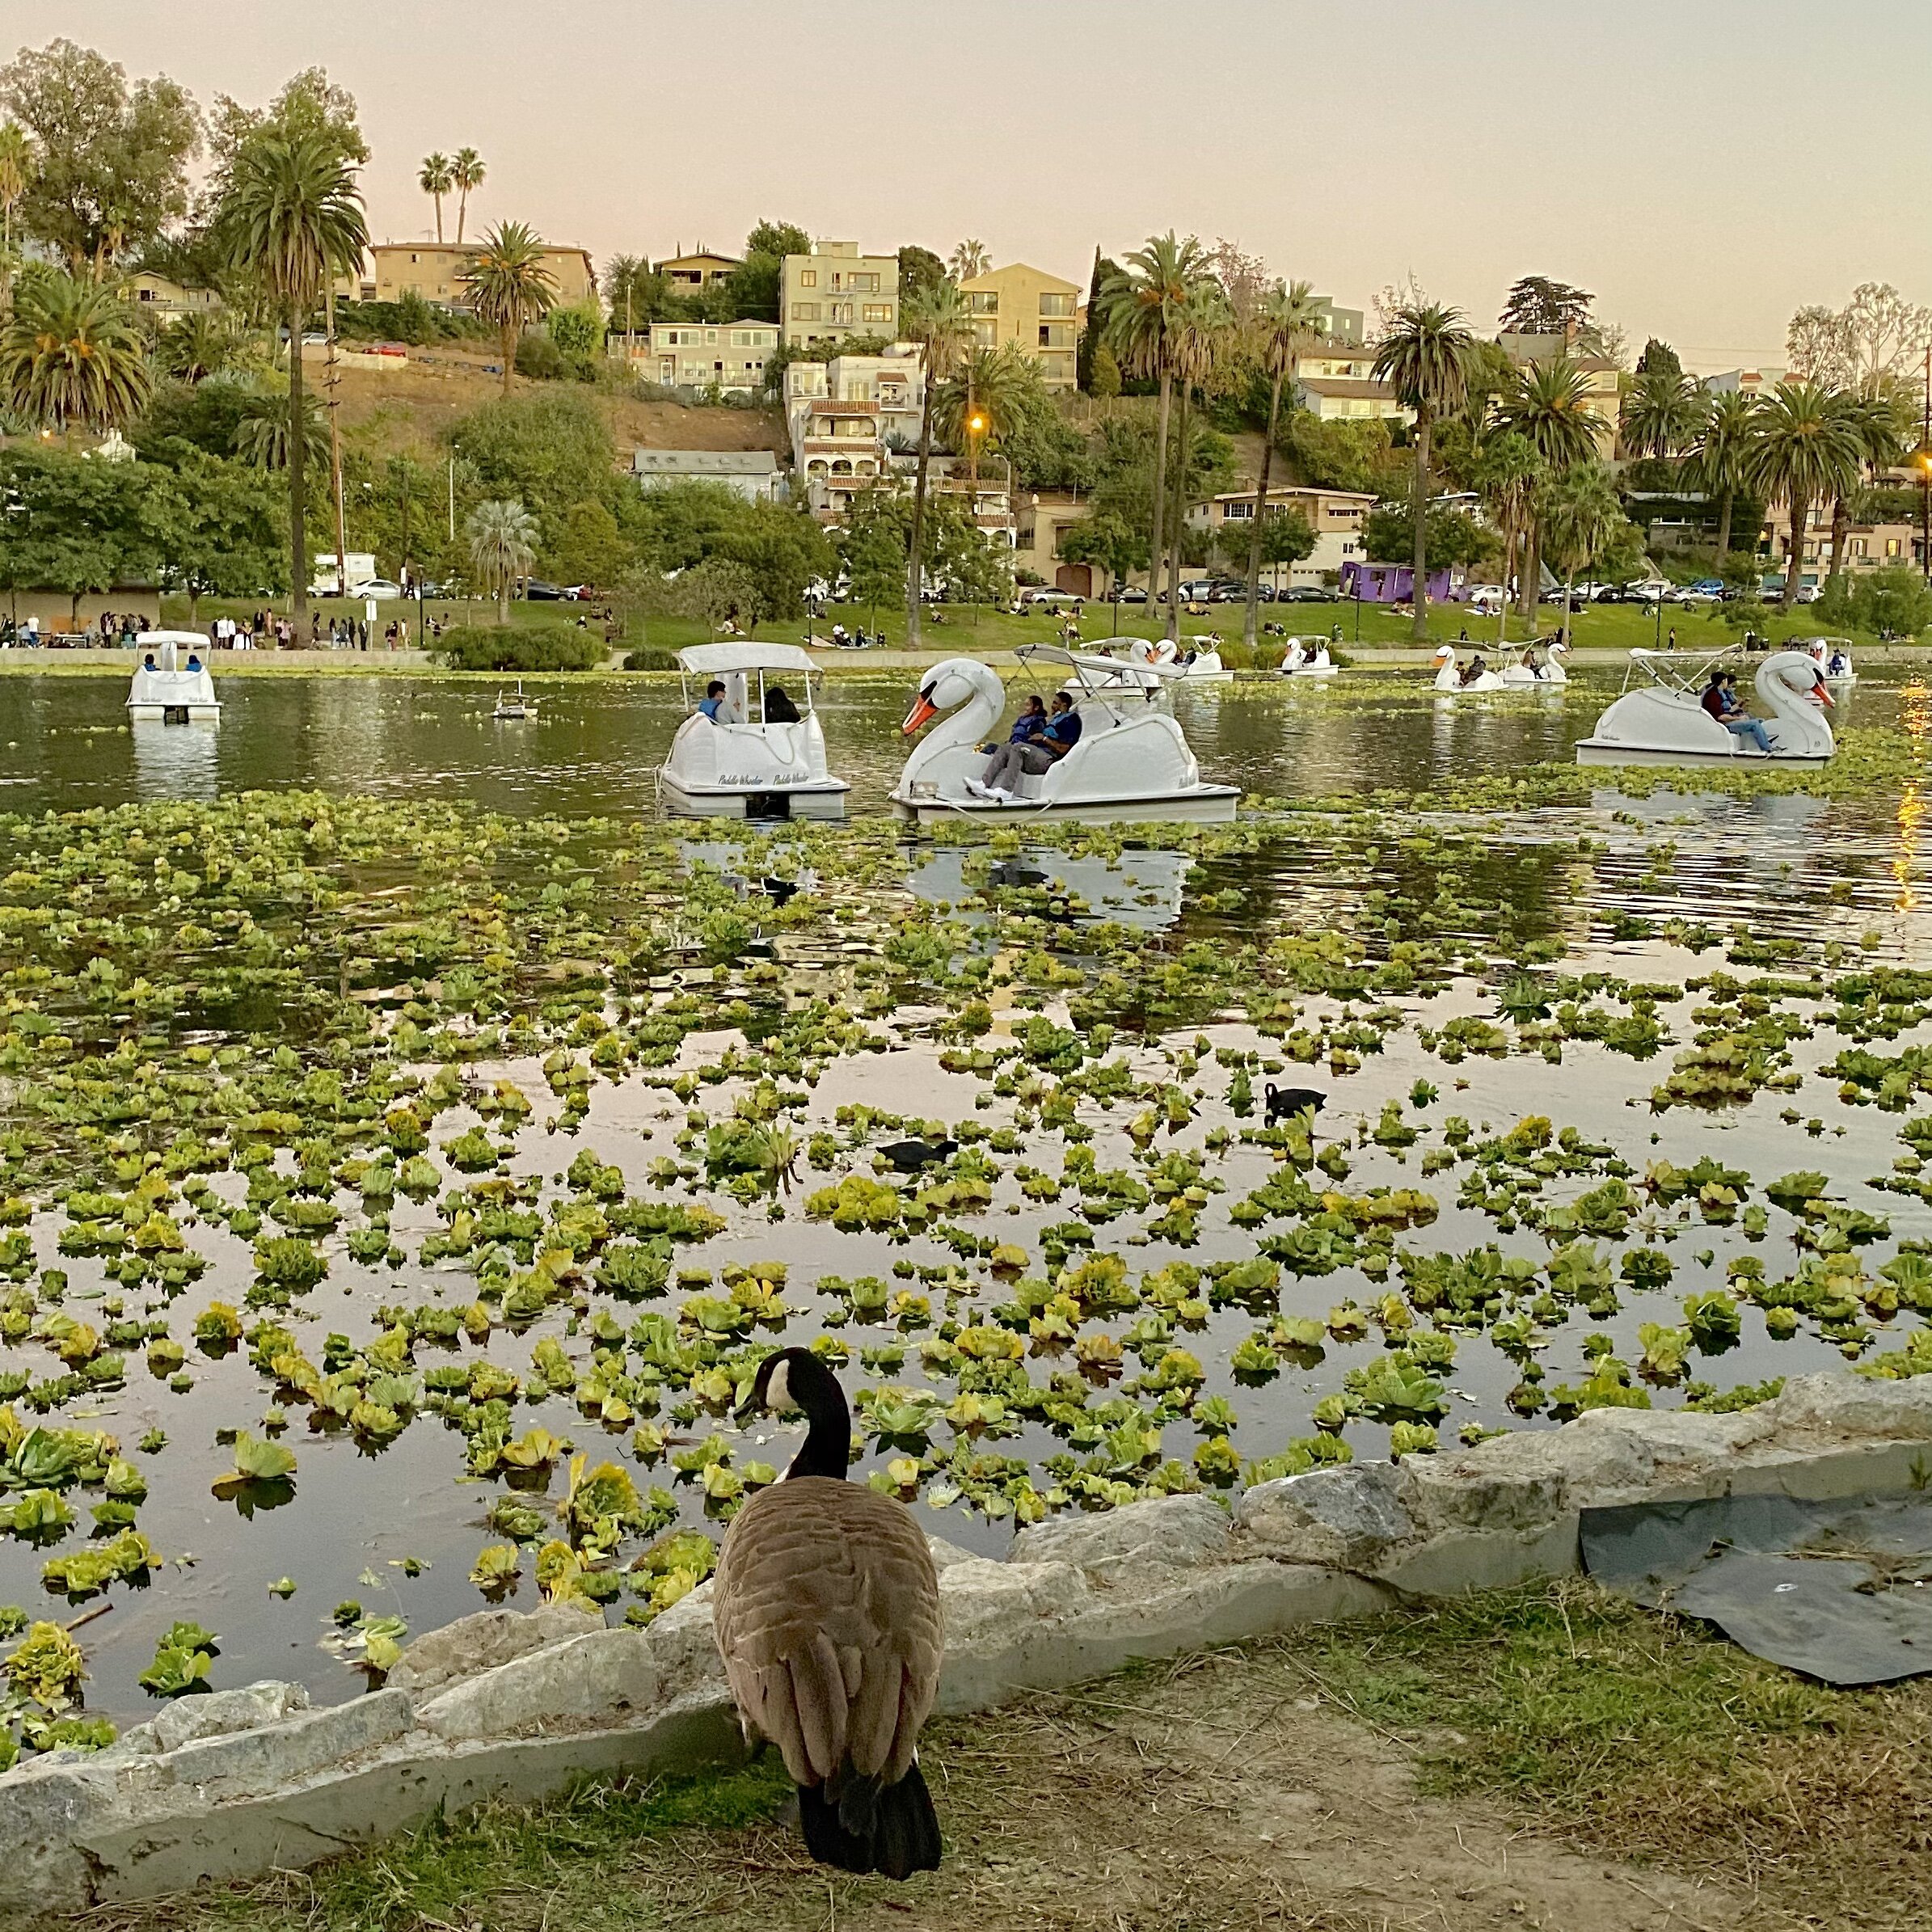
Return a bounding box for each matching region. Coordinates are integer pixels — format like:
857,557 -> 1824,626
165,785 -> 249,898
1178,579 -> 1225,603
1019,588 -> 1083,610
1277,584 -> 1336,604
562,584 -> 603,602
1687,578 -> 1725,597
1112,584 -> 1149,604
1465,584 -> 1507,613
349,579 -> 404,601
521,580 -> 565,601
1622,578 -> 1677,603
1206,581 -> 1255,602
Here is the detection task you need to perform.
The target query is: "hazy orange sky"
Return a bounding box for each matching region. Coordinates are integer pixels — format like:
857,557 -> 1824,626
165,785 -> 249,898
11,0 -> 1930,370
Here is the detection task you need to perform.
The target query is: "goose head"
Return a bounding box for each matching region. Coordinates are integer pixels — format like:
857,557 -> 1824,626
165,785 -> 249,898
738,1346 -> 851,1479
1761,649 -> 1833,711
902,657 -> 1002,735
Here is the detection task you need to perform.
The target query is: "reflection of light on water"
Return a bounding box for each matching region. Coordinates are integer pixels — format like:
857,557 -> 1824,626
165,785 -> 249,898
1900,679 -> 1931,742
1896,781 -> 1923,911
130,721 -> 219,799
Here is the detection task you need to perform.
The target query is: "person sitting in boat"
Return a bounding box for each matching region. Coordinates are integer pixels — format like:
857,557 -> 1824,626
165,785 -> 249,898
762,682 -> 800,723
141,652 -> 157,672
1713,671 -> 1774,753
970,691 -> 1082,799
698,679 -> 727,722
1520,647 -> 1542,680
1459,653 -> 1489,687
1829,646 -> 1850,676
186,653 -> 203,672
981,693 -> 1045,753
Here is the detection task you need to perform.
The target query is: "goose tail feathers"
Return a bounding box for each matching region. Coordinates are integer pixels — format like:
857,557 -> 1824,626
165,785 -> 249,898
799,1759 -> 941,1880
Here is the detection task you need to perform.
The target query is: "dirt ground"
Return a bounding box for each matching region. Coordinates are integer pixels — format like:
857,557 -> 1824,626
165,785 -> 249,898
331,342 -> 789,461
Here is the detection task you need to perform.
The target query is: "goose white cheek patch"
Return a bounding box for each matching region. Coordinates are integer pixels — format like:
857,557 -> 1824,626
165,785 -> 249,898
766,1360 -> 797,1413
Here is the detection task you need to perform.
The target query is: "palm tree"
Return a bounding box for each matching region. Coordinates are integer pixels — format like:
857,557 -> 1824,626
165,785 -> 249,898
419,154 -> 453,244
1748,381 -> 1867,608
451,148 -> 486,245
1373,300 -> 1478,639
1471,430 -> 1542,640
1495,356 -> 1606,629
1241,279 -> 1327,648
1162,282 -> 1234,632
1823,384 -> 1912,593
1620,366 -> 1706,461
216,129 -> 369,625
466,498 -> 538,622
0,122 -> 29,308
0,268 -> 150,432
1100,233 -> 1209,635
947,238 -> 990,283
232,385 -> 328,472
1537,462 -> 1626,651
901,279 -> 973,648
934,341 -> 1031,452
462,221 -> 558,396
1684,389 -> 1759,557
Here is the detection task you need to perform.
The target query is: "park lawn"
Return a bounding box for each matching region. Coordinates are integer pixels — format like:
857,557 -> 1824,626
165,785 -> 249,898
87,1580 -> 1931,1932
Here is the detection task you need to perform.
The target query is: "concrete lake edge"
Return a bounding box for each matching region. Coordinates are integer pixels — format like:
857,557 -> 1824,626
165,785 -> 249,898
2,1368 -> 1928,1921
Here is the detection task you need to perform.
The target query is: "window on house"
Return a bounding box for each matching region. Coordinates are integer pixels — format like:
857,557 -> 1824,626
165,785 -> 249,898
793,303 -> 820,322
1039,293 -> 1075,318
799,270 -> 816,287
855,273 -> 878,292
864,304 -> 892,323
1888,538 -> 1903,557
968,292 -> 998,315
1039,323 -> 1073,349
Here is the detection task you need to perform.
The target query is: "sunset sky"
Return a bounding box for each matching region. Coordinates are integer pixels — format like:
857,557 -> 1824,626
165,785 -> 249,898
11,0 -> 1930,370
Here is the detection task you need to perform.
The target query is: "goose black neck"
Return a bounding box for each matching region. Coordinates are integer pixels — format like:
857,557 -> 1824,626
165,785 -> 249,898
787,1365 -> 851,1482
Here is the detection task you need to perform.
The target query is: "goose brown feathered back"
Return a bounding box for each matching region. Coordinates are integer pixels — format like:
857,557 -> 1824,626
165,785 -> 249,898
713,1348 -> 943,1879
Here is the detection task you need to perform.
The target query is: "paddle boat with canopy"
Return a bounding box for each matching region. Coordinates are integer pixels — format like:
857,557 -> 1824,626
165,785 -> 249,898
890,643 -> 1239,825
658,642 -> 849,818
493,679 -> 536,720
126,634 -> 220,724
1575,646 -> 1834,767
1126,635 -> 1234,683
1498,639 -> 1569,686
1796,635 -> 1855,690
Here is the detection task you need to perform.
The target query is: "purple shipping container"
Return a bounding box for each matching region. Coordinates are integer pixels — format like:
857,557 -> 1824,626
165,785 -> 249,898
1340,562 -> 1452,604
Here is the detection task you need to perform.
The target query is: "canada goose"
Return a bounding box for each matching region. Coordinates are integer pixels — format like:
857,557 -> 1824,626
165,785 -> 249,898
714,1348 -> 943,1879
877,1137 -> 956,1173
1264,1083 -> 1326,1123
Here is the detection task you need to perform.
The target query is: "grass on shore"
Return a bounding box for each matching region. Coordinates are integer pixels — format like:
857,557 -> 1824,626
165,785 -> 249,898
88,1580 -> 1932,1932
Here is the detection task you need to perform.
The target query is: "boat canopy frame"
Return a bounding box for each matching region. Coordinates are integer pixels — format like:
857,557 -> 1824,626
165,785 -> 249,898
674,642 -> 823,722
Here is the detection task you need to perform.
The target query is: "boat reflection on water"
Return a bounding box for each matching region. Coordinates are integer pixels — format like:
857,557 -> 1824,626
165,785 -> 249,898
131,719 -> 219,799
909,846 -> 1192,931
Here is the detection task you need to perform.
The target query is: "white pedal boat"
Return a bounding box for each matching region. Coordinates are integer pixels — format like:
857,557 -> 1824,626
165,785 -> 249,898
1798,635 -> 1855,689
1278,636 -> 1339,678
1498,639 -> 1569,685
127,635 -> 220,723
1576,648 -> 1834,767
1431,643 -> 1504,693
890,645 -> 1238,825
1128,635 -> 1234,683
659,643 -> 849,818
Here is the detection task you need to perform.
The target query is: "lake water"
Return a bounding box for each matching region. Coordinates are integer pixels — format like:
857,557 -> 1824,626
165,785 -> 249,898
0,665 -> 1928,1723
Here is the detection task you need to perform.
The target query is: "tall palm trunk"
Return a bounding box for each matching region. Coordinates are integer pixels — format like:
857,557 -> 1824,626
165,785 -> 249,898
1165,386 -> 1190,641
1560,574 -> 1576,652
500,323 -> 515,397
289,301 -> 309,626
1499,529 -> 1516,647
325,287 -> 350,599
433,195 -> 444,245
1521,525 -> 1542,639
1824,493 -> 1850,592
905,378 -> 936,648
1146,369 -> 1172,632
1784,494 -> 1808,606
1242,363 -> 1288,650
1409,411 -> 1432,641
1715,489 -> 1733,557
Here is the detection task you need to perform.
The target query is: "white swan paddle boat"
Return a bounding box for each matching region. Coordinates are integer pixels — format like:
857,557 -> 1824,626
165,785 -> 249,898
658,643 -> 850,819
1798,635 -> 1855,690
1431,643 -> 1503,693
1128,635 -> 1234,683
1576,648 -> 1834,767
1498,639 -> 1569,686
493,680 -> 536,720
1278,636 -> 1339,678
127,634 -> 219,723
891,645 -> 1239,825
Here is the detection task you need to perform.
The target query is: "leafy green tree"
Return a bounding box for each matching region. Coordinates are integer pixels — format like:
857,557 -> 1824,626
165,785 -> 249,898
466,497 -> 537,621
1850,565 -> 1932,638
1100,233 -> 1209,641
1160,281 -> 1236,629
546,300 -> 602,366
0,120 -> 29,305
158,311 -> 253,386
0,445 -> 171,621
1536,462 -> 1630,647
901,279 -> 972,645
0,39 -> 200,275
1822,385 -> 1912,593
451,147 -> 485,244
214,127 -> 367,622
1621,366 -> 1706,460
745,220 -> 810,260
419,153 -> 452,243
1252,505 -> 1316,591
1087,342 -> 1120,399
1363,502 -> 1489,571
157,447 -> 287,617
724,253 -> 781,322
1373,299 -> 1477,637
1635,338 -> 1683,380
929,497 -> 1010,608
462,220 -> 558,397
1057,510 -> 1148,622
451,387 -> 616,546
1470,430 -> 1541,627
1076,249 -> 1109,393
1684,390 -> 1760,555
231,384 -> 328,474
1240,279 -> 1327,647
1748,381 -> 1867,606
1499,276 -> 1594,338
1495,356 -> 1607,625
1,268 -> 150,429
935,342 -> 1035,453
896,245 -> 947,302
837,489 -> 910,621
1284,412 -> 1394,494
602,254 -> 664,335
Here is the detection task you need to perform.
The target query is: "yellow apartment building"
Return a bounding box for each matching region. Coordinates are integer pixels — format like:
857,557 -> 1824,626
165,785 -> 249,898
365,243 -> 598,310
956,262 -> 1082,389
781,241 -> 900,348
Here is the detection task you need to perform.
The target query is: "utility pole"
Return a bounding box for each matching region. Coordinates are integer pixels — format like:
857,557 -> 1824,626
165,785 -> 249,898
323,284 -> 349,600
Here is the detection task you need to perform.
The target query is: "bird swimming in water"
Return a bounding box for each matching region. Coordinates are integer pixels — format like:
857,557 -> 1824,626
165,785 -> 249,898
877,1137 -> 957,1172
1264,1084 -> 1326,1123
